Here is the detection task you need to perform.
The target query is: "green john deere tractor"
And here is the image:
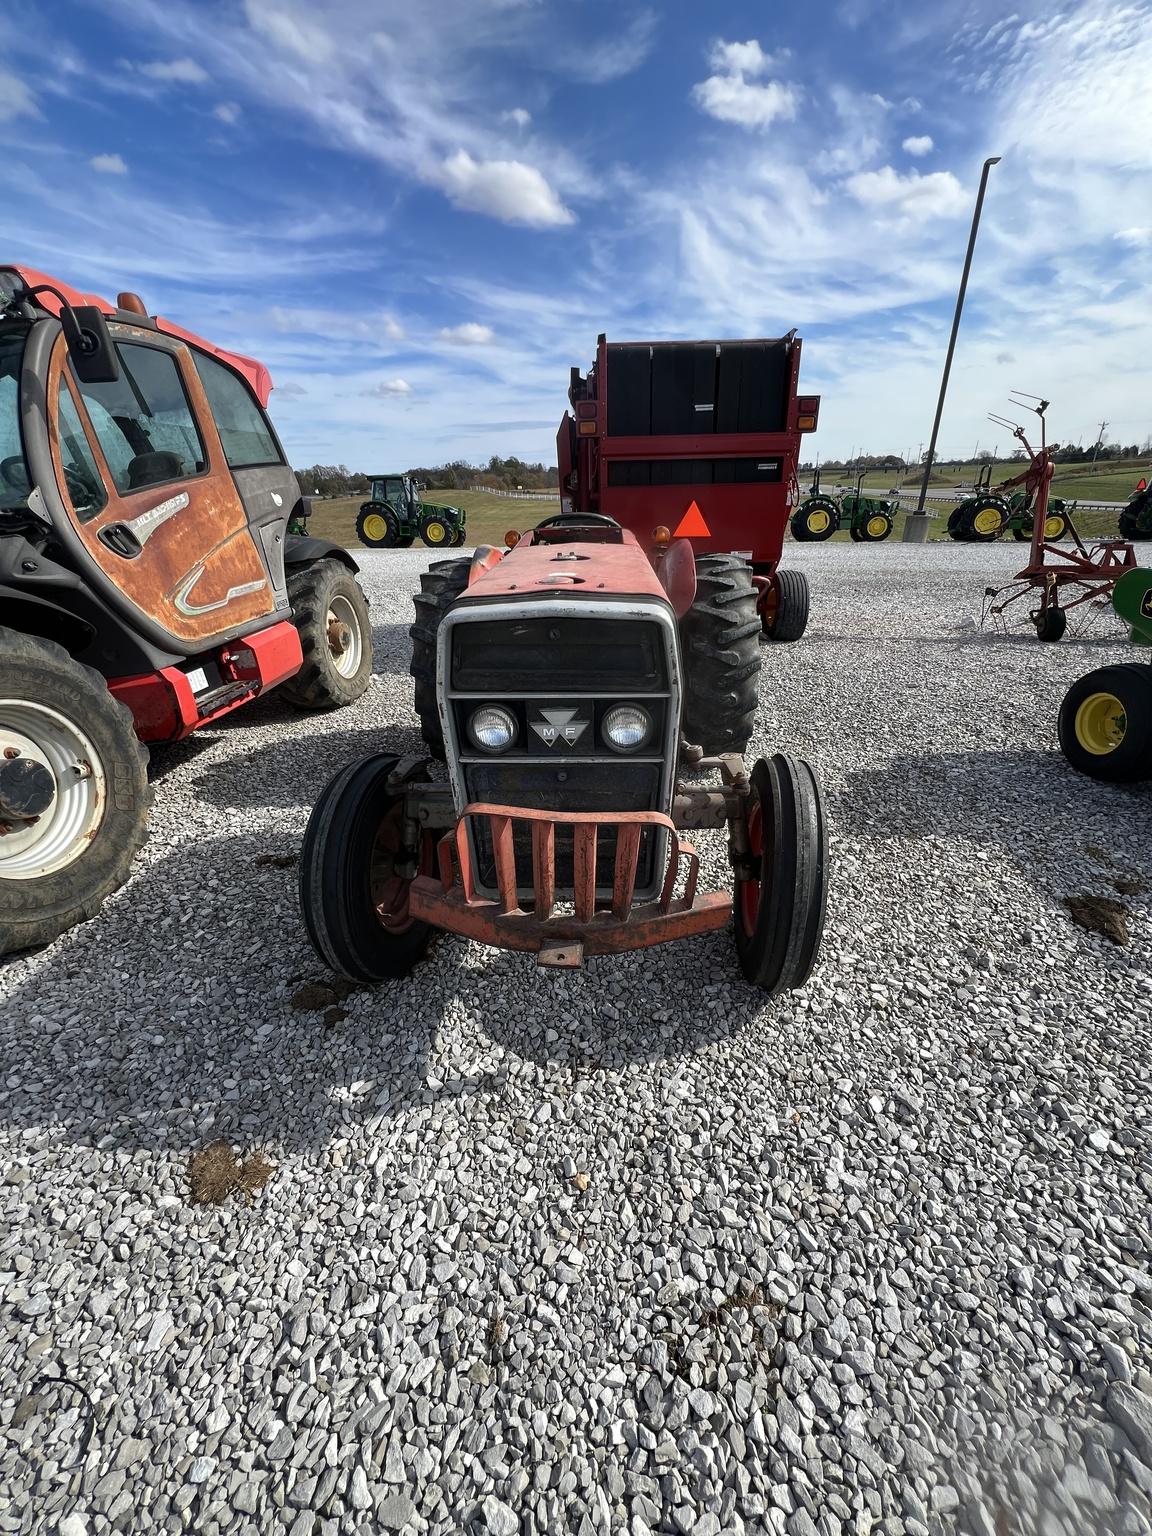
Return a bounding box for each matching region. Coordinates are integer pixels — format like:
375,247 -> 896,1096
790,468 -> 894,543
947,464 -> 1072,543
356,474 -> 467,550
1059,566 -> 1152,783
1118,480 -> 1152,542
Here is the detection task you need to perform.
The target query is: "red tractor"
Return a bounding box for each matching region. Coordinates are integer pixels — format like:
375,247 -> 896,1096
556,334 -> 820,642
300,511 -> 829,994
1,266 -> 372,954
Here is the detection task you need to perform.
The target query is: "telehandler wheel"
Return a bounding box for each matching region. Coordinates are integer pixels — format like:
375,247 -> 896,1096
1033,604 -> 1067,643
300,752 -> 434,982
280,560 -> 373,710
760,568 -> 810,642
679,555 -> 761,754
0,627 -> 150,956
411,556 -> 472,759
733,753 -> 828,995
356,504 -> 399,549
1058,664 -> 1152,784
420,513 -> 452,548
791,499 -> 839,542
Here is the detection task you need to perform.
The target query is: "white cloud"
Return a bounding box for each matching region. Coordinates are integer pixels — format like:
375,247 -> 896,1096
568,11 -> 657,83
367,378 -> 412,397
91,153 -> 129,175
844,165 -> 968,218
0,66 -> 38,121
138,56 -> 209,83
437,150 -> 574,227
438,322 -> 495,346
1115,227 -> 1152,248
903,134 -> 934,156
214,101 -> 241,124
503,107 -> 531,129
275,381 -> 308,398
693,38 -> 798,129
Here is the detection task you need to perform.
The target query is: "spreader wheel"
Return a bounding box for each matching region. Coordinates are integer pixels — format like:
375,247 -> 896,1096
356,504 -> 399,549
1058,664 -> 1152,783
1033,604 -> 1067,643
760,569 -> 810,642
733,754 -> 828,995
300,753 -> 435,982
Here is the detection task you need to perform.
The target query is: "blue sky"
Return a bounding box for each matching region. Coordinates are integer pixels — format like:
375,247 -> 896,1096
2,0 -> 1150,469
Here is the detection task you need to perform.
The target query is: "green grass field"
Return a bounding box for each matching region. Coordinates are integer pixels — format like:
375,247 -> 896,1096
853,458 -> 1149,505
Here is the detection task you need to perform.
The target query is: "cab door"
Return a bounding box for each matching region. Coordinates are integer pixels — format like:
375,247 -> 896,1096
47,322 -> 278,650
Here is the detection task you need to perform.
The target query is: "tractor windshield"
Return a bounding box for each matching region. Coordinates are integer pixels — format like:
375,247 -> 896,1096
0,324 -> 30,510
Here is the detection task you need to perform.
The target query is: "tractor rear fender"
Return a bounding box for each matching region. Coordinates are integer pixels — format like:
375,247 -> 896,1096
468,545 -> 505,583
283,535 -> 360,574
655,537 -> 697,617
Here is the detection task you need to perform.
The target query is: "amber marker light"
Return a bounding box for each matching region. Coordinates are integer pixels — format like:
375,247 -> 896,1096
505,529 -> 521,547
653,525 -> 672,544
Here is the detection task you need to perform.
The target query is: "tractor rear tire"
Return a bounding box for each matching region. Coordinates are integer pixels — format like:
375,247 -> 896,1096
947,508 -> 970,542
1034,605 -> 1067,643
761,569 -> 810,642
1058,664 -> 1152,783
733,753 -> 828,995
791,499 -> 839,542
299,752 -> 434,982
0,627 -> 151,956
281,560 -> 373,710
1119,488 -> 1152,541
410,556 -> 472,759
357,504 -> 399,549
679,555 -> 761,755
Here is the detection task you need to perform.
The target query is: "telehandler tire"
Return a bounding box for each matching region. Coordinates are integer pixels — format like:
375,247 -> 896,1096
0,627 -> 150,956
281,560 -> 373,709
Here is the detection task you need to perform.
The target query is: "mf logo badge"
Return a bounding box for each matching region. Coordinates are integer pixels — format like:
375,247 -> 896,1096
529,703 -> 589,749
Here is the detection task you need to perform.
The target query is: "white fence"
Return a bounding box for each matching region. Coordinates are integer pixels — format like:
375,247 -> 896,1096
465,486 -> 561,501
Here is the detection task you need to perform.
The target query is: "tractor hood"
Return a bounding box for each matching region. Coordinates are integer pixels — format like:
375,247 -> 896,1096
460,532 -> 670,607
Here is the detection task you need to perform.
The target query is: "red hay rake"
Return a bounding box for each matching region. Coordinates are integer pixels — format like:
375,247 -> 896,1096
981,393 -> 1138,641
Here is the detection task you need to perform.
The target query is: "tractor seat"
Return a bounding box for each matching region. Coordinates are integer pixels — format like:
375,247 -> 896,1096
126,450 -> 184,489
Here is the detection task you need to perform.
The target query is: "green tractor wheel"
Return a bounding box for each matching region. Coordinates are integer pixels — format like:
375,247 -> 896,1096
964,497 -> 1008,542
419,513 -> 453,548
356,503 -> 399,549
947,506 -> 971,542
1059,664 -> 1152,783
1118,487 -> 1152,541
450,526 -> 467,547
855,508 -> 893,542
791,497 -> 839,542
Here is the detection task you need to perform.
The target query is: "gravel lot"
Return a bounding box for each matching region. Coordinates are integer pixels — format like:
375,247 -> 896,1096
2,542 -> 1151,1536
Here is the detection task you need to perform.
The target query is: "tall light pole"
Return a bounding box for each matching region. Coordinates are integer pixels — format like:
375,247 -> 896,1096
904,155 -> 1001,542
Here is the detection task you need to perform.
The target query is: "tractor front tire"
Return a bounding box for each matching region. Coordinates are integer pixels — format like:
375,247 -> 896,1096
857,511 -> 893,542
300,752 -> 434,982
420,512 -> 453,548
733,754 -> 828,994
411,556 -> 472,758
679,555 -> 761,755
281,560 -> 373,710
761,568 -> 810,642
450,526 -> 468,547
1058,664 -> 1152,783
356,504 -> 399,549
0,627 -> 150,956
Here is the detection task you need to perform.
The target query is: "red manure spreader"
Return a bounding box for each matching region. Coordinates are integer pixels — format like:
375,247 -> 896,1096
556,333 -> 820,641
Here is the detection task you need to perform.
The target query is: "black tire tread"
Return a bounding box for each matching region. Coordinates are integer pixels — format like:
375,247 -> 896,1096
410,556 -> 473,758
764,568 -> 810,642
280,560 -> 372,710
1058,663 -> 1152,784
679,555 -> 761,754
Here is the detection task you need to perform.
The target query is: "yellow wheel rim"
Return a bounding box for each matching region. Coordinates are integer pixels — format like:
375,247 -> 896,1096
1044,514 -> 1064,538
807,509 -> 831,534
867,515 -> 888,538
425,521 -> 448,544
974,506 -> 1003,536
362,513 -> 388,543
1075,692 -> 1127,755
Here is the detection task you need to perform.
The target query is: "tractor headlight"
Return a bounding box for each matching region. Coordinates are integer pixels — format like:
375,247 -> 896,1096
602,703 -> 653,753
467,704 -> 518,753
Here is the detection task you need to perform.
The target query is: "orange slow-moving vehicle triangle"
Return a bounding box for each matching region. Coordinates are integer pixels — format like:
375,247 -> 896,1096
1138,478 -> 1148,492
673,499 -> 710,537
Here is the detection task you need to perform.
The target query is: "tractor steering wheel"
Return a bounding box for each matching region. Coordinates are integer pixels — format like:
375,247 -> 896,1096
535,512 -> 621,530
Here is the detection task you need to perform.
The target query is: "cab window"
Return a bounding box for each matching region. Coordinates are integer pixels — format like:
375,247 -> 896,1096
73,341 -> 206,495
192,351 -> 283,470
57,384 -> 108,522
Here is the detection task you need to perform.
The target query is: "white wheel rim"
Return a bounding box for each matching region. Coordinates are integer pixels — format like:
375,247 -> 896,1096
0,702 -> 107,878
326,595 -> 363,678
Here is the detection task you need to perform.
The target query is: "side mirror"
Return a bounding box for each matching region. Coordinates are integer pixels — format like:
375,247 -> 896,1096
61,305 -> 120,384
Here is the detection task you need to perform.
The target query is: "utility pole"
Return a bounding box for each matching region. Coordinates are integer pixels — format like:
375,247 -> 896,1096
1090,420 -> 1108,470
905,155 -> 1002,541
